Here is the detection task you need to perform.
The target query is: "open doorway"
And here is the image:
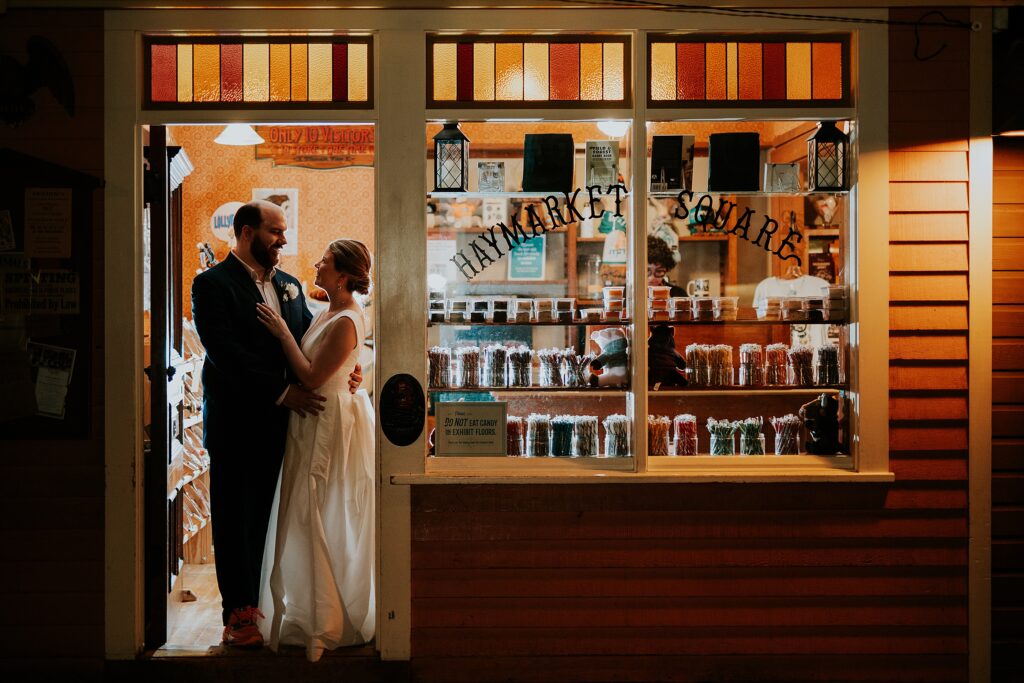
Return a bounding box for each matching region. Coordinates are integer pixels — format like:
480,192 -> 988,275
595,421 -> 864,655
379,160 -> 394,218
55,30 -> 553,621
143,122 -> 376,655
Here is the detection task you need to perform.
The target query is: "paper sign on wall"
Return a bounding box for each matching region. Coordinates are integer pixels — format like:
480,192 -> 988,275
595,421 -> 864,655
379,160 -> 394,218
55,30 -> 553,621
25,188 -> 72,258
507,235 -> 545,281
435,402 -> 507,457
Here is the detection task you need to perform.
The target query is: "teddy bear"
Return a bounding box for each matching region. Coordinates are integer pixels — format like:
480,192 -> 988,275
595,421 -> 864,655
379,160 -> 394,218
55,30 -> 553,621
799,393 -> 843,455
588,327 -> 629,387
647,325 -> 687,389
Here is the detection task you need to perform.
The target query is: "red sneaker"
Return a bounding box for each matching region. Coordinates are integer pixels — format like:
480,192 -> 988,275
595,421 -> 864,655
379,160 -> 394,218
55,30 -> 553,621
222,606 -> 265,648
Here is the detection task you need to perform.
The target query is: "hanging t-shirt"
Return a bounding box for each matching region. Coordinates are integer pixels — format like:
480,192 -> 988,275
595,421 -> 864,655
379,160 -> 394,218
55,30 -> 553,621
752,275 -> 834,348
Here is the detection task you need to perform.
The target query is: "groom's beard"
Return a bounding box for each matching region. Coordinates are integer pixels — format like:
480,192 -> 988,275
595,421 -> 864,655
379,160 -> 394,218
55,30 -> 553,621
251,238 -> 278,270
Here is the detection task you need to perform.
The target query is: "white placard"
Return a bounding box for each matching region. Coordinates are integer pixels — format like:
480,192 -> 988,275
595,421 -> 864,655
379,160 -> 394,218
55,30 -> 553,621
435,402 -> 507,456
25,188 -> 72,258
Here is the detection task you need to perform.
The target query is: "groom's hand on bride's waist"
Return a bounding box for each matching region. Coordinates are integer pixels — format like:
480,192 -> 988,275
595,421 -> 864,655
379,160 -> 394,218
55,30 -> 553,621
282,384 -> 327,417
348,363 -> 363,395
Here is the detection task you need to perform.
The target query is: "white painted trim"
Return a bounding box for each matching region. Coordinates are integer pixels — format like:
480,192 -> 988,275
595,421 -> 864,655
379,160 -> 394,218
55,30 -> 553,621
968,8 -> 993,683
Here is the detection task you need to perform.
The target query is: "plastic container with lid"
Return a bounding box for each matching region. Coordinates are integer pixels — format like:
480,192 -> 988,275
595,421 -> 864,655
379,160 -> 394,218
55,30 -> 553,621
555,298 -> 576,322
648,297 -> 669,311
579,308 -> 603,322
713,296 -> 739,321
512,298 -> 533,322
669,297 -> 690,320
533,298 -> 556,322
691,296 -> 715,321
648,285 -> 671,301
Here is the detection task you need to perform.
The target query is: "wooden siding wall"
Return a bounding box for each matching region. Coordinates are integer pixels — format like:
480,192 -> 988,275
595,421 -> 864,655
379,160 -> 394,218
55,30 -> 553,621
992,136 -> 1024,683
410,11 -> 972,682
0,9 -> 106,679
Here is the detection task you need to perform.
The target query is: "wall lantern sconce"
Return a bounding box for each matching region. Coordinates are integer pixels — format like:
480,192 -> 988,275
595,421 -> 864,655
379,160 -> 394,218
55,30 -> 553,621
807,121 -> 848,191
433,121 -> 470,192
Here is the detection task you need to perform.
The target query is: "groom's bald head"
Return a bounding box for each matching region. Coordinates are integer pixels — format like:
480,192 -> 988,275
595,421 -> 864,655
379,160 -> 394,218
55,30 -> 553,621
233,200 -> 283,238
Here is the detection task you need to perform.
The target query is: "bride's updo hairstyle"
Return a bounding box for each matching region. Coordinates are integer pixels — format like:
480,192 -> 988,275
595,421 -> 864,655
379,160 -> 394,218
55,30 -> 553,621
329,239 -> 373,295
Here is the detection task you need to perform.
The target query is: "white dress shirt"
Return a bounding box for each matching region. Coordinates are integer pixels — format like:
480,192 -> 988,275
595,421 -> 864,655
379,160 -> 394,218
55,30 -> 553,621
231,251 -> 290,404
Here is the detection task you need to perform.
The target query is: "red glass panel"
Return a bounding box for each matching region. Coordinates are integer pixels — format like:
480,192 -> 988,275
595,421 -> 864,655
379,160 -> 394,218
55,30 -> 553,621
221,44 -> 243,102
549,43 -> 580,100
151,44 -> 177,102
457,43 -> 474,101
332,43 -> 348,101
676,43 -> 704,100
763,42 -> 785,100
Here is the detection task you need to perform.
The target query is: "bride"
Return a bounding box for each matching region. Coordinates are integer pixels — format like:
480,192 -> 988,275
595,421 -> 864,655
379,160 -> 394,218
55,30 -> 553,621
255,239 -> 375,662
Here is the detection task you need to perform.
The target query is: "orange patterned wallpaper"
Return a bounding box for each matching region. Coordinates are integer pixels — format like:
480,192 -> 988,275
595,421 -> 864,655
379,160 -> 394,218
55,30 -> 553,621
171,125 -> 375,318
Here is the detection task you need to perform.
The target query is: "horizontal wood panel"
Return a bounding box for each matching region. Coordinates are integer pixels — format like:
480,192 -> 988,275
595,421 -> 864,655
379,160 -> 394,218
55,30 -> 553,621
994,171 -> 1024,203
890,274 -> 968,302
993,475 -> 1024,506
889,92 -> 968,124
890,396 -> 967,420
994,407 -> 1024,438
890,120 -> 969,153
994,340 -> 1024,370
889,151 -> 968,182
992,508 -> 1024,537
891,60 -> 969,91
889,25 -> 970,63
887,458 -> 967,482
994,238 -> 1024,271
890,183 -> 969,213
890,213 -> 969,242
889,366 -> 967,391
993,373 -> 1024,404
890,244 -> 968,272
993,205 -> 1024,237
994,441 -> 1024,471
890,426 -> 967,452
993,541 -> 1024,569
890,335 -> 967,360
994,307 -> 1024,338
994,139 -> 1024,170
890,305 -> 968,330
994,274 -> 1024,304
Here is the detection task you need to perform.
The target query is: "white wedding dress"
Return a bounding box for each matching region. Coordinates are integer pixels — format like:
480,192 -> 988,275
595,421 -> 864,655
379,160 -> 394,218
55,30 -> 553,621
259,308 -> 375,662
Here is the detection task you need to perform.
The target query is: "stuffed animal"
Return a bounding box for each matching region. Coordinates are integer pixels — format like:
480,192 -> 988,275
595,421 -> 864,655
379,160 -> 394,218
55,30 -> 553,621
799,393 -> 842,455
647,325 -> 687,388
589,327 -> 629,387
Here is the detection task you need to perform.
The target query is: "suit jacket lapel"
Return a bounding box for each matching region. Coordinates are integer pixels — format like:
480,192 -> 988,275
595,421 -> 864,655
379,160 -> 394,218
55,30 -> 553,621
224,252 -> 264,303
272,272 -> 302,342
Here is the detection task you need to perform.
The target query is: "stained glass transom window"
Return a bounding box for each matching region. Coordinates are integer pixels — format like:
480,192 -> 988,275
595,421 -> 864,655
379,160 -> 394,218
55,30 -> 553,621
648,35 -> 849,107
145,36 -> 373,108
428,35 -> 630,107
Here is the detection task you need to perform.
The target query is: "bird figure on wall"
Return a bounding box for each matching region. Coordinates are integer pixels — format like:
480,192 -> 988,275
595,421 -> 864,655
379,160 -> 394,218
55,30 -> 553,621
0,36 -> 75,126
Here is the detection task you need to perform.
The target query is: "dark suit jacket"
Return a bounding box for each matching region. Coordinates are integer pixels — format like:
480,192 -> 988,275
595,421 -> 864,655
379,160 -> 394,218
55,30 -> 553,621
191,254 -> 313,455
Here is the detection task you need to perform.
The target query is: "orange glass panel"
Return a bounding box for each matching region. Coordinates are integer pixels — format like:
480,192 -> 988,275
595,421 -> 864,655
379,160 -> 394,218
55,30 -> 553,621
176,44 -> 193,102
705,42 -> 726,100
290,44 -> 308,101
726,42 -> 738,100
786,42 -> 811,100
433,43 -> 457,101
495,43 -> 523,100
580,42 -> 603,100
737,43 -> 762,100
269,44 -> 290,101
474,43 -> 496,100
348,42 -> 369,101
243,43 -> 269,101
524,43 -> 547,101
650,42 -> 675,100
308,43 -> 332,101
603,42 -> 624,101
812,42 -> 843,100
192,44 -> 219,102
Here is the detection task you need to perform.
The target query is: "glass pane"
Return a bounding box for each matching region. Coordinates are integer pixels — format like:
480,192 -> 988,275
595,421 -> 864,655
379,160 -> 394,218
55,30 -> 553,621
523,43 -> 547,101
349,42 -> 369,102
580,43 -> 603,100
475,43 -> 496,100
705,42 -> 726,100
243,43 -> 269,101
726,42 -> 738,100
812,42 -> 843,100
433,43 -> 457,101
650,42 -> 675,100
495,43 -> 524,100
151,44 -> 177,102
738,43 -> 763,100
332,43 -> 348,101
763,42 -> 786,100
176,44 -> 193,102
549,43 -> 580,100
603,42 -> 624,101
221,44 -> 243,102
270,43 -> 290,101
290,44 -> 308,101
308,43 -> 333,101
676,43 -> 703,100
786,42 -> 811,99
192,44 -> 220,102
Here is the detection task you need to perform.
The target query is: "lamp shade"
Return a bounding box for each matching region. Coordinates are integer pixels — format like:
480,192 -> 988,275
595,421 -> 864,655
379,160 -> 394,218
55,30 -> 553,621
214,124 -> 265,146
807,121 -> 848,191
433,122 -> 470,192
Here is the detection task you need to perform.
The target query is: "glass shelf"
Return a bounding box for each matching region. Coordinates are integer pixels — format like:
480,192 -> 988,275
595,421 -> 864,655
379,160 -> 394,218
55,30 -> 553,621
429,318 -> 632,327
429,190 -> 629,199
647,190 -> 849,198
650,386 -> 846,397
649,317 -> 847,325
428,387 -> 630,396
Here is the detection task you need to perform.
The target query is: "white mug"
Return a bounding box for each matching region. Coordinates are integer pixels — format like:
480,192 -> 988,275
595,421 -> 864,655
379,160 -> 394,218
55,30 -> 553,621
686,278 -> 711,297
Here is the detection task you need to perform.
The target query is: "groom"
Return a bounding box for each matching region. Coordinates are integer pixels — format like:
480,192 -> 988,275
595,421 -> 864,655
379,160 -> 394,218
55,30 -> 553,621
192,200 -> 361,648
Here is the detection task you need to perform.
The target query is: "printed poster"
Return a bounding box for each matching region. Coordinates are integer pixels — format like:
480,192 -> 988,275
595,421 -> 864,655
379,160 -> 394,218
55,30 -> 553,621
251,188 -> 298,255
27,342 -> 76,419
0,210 -> 14,251
507,235 -> 546,281
435,402 -> 507,457
25,188 -> 72,258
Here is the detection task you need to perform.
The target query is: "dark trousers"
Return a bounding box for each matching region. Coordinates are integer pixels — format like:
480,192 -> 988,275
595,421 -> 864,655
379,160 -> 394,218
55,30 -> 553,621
207,430 -> 285,625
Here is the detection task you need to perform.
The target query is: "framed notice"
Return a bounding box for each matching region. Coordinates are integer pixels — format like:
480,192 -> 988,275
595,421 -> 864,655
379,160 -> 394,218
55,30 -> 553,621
435,401 -> 507,456
252,188 -> 298,255
507,235 -> 546,281
25,187 -> 72,258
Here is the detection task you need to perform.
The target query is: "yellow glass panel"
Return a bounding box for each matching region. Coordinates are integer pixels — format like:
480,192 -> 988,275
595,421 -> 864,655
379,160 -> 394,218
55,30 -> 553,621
291,44 -> 308,101
243,43 -> 269,101
650,42 -> 675,100
474,43 -> 496,101
269,44 -> 290,101
726,42 -> 738,100
524,43 -> 547,100
433,43 -> 457,101
348,42 -> 368,101
580,43 -> 603,100
603,42 -> 624,101
308,43 -> 332,101
786,42 -> 811,99
495,43 -> 523,100
705,42 -> 726,100
176,44 -> 193,102
192,44 -> 219,102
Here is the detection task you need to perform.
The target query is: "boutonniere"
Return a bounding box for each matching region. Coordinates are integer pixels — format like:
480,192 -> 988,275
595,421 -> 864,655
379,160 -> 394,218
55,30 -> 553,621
281,282 -> 300,303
